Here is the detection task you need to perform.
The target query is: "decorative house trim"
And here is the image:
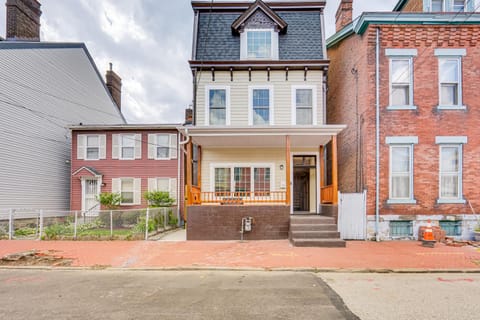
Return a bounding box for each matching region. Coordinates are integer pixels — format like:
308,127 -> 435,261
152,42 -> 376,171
435,136 -> 468,144
386,136 -> 418,144
385,48 -> 418,56
231,0 -> 288,34
434,48 -> 467,56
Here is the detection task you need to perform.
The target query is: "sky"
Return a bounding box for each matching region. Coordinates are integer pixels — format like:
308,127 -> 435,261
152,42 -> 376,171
0,0 -> 398,124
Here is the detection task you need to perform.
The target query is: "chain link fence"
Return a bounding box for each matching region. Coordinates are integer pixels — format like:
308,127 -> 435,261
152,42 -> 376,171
0,207 -> 178,241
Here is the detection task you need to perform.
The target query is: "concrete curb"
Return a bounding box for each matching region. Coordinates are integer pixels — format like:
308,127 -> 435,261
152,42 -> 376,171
1,265 -> 480,273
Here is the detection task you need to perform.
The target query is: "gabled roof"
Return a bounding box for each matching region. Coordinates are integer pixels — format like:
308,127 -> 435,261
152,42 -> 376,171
72,166 -> 102,177
231,0 -> 288,33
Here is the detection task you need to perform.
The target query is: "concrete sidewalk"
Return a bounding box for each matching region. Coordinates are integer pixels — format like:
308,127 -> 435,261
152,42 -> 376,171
1,239 -> 480,271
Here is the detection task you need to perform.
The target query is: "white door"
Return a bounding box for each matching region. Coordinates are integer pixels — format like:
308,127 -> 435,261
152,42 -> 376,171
82,179 -> 100,216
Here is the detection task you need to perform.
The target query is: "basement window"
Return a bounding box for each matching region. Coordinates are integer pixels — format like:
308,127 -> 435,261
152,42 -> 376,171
439,220 -> 462,236
390,221 -> 413,237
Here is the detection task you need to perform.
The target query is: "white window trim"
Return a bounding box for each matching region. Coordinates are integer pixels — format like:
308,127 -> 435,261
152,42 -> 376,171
436,138 -> 466,204
209,163 -> 275,193
119,134 -> 136,160
240,28 -> 279,61
386,138 -> 417,205
435,50 -> 466,110
154,134 -> 171,160
248,85 -> 274,126
205,85 -> 231,126
387,56 -> 417,110
119,177 -> 136,206
85,134 -> 100,160
291,85 -> 318,125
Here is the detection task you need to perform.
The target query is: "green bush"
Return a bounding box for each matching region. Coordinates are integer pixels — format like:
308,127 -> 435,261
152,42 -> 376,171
134,216 -> 155,233
144,191 -> 174,207
97,192 -> 122,210
168,210 -> 178,227
44,223 -> 72,240
14,227 -> 37,237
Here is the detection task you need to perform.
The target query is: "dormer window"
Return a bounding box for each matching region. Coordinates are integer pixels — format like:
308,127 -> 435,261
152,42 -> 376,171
241,29 -> 278,60
232,1 -> 287,61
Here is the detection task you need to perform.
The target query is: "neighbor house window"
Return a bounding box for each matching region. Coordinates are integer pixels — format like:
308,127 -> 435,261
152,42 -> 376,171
147,133 -> 177,160
435,49 -> 466,109
250,87 -> 273,125
213,165 -> 272,194
206,87 -> 230,126
120,134 -> 135,159
390,221 -> 413,237
156,134 -> 169,159
293,87 -> 316,125
148,177 -> 177,203
86,135 -> 100,160
439,145 -> 462,200
390,59 -> 412,107
431,0 -> 445,11
386,137 -> 418,204
453,0 -> 466,11
120,178 -> 134,205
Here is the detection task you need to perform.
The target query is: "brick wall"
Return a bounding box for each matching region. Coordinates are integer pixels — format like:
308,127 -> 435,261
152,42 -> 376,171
328,24 -> 480,218
6,0 -> 41,41
187,205 -> 290,240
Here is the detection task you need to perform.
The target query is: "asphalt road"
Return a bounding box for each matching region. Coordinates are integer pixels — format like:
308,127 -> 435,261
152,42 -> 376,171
0,270 -> 358,320
320,273 -> 480,320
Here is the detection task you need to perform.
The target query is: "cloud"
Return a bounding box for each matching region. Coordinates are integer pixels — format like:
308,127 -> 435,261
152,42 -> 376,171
0,0 -> 398,124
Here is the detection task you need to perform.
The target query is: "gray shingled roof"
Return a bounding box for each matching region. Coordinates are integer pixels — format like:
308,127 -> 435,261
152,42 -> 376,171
196,11 -> 324,61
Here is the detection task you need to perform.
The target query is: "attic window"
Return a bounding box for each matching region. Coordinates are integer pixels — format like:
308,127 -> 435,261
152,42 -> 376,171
241,29 -> 278,60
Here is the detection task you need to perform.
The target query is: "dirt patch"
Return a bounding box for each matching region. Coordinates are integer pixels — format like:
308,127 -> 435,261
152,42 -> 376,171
0,250 -> 73,267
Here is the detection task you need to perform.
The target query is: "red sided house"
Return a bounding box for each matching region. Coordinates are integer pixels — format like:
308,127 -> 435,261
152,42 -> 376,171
327,0 -> 480,240
70,125 -> 183,220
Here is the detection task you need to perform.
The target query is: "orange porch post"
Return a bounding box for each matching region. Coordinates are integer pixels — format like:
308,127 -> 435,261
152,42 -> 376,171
286,135 -> 291,206
332,135 -> 338,204
186,141 -> 193,206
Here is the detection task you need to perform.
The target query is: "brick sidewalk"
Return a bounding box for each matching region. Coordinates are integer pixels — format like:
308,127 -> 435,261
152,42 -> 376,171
1,240 -> 480,271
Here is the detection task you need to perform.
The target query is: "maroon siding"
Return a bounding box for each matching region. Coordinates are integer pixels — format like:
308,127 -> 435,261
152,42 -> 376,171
70,129 -> 180,212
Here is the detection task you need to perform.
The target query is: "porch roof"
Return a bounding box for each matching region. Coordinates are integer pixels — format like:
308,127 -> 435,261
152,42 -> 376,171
177,125 -> 346,147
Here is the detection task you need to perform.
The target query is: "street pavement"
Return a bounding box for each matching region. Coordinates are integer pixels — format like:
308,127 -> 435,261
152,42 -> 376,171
321,273 -> 480,320
0,269 -> 359,320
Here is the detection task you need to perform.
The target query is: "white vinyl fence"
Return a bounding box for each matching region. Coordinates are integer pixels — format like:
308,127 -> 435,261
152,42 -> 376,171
0,207 -> 178,241
337,191 -> 367,240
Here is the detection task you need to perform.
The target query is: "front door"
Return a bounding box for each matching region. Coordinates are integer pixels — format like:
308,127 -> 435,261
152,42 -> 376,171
293,156 -> 317,213
82,178 -> 100,216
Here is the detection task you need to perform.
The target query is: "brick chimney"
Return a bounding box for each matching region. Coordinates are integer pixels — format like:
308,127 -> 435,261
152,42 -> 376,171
105,63 -> 122,111
335,0 -> 353,33
6,0 -> 42,41
185,108 -> 193,125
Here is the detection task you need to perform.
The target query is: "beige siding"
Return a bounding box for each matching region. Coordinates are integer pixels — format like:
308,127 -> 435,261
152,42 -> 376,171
196,70 -> 325,126
201,147 -> 319,193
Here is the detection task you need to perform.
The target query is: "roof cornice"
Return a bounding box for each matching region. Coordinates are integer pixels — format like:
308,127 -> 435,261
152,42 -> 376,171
327,12 -> 480,48
191,1 -> 326,11
231,0 -> 288,33
69,124 -> 182,131
189,59 -> 329,70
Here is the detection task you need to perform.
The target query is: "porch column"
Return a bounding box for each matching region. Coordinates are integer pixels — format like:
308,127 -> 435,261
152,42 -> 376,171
186,141 -> 193,206
286,135 -> 291,205
319,145 -> 325,188
332,135 -> 338,204
197,146 -> 202,187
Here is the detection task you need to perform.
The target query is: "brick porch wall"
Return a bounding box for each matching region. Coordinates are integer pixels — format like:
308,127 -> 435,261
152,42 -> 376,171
187,205 -> 290,240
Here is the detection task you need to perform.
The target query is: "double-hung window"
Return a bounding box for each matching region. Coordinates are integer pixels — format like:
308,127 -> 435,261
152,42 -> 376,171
86,135 -> 100,160
386,49 -> 417,110
156,135 -> 170,159
240,29 -> 278,60
214,168 -> 231,193
121,134 -> 135,159
453,0 -> 466,11
120,178 -> 134,205
386,137 -> 417,204
431,0 -> 445,11
435,48 -> 466,109
249,86 -> 273,125
436,136 -> 466,203
206,86 -> 229,126
293,86 -> 316,125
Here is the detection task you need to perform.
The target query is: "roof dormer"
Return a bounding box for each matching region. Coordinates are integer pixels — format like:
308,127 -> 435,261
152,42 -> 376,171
232,0 -> 287,61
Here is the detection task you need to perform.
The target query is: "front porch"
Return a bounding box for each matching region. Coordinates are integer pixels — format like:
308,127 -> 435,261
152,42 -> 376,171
180,126 -> 345,214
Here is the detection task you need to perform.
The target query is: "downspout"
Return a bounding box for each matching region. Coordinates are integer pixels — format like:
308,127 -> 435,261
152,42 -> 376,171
177,133 -> 182,225
375,27 -> 380,242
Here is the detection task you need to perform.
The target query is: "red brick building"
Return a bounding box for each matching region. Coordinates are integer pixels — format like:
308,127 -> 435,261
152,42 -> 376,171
327,0 -> 480,240
70,125 -> 183,220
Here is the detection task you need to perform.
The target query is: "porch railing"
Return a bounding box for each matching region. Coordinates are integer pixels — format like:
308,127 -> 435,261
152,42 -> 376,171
192,190 -> 287,205
321,185 -> 334,204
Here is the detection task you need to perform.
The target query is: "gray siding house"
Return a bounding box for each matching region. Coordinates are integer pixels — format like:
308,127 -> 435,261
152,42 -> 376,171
0,0 -> 125,210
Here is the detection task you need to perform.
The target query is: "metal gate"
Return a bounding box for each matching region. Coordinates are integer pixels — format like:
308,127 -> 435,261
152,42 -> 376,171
338,191 -> 366,240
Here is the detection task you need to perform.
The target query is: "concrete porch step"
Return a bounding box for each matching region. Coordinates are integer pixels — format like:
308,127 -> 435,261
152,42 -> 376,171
290,224 -> 338,232
290,231 -> 341,239
290,216 -> 336,224
291,238 -> 346,248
